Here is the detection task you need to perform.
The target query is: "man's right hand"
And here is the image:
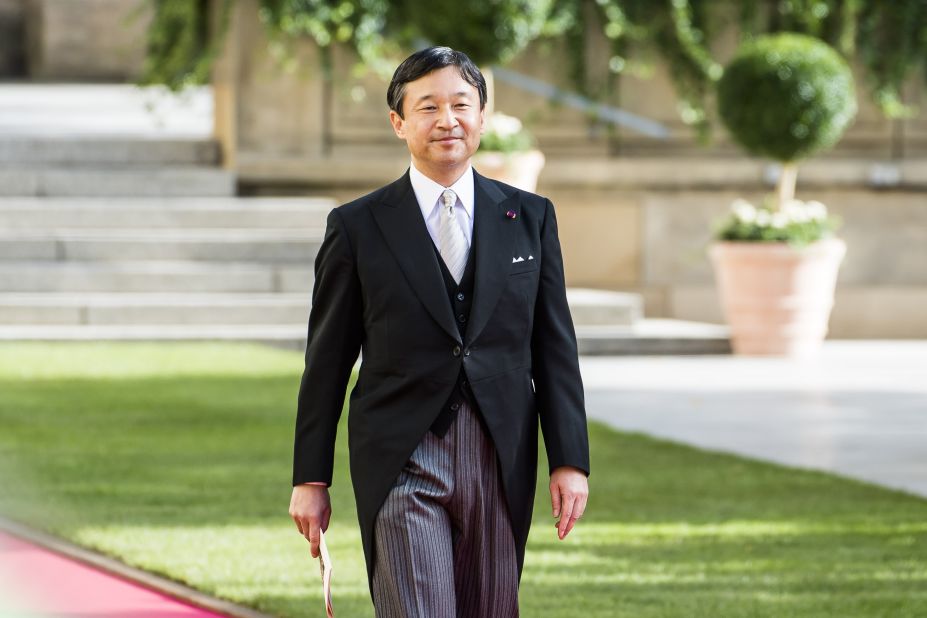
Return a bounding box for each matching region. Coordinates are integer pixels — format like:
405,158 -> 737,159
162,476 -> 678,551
289,484 -> 332,558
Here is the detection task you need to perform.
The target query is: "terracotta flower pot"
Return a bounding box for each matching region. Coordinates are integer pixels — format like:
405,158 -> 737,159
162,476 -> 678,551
472,149 -> 545,192
708,239 -> 847,356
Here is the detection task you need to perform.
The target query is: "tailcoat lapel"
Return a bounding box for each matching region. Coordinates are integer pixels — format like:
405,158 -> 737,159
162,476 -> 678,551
466,170 -> 520,347
371,171 -> 462,344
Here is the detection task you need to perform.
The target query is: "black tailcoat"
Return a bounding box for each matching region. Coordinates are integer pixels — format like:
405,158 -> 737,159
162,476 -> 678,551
293,169 -> 590,591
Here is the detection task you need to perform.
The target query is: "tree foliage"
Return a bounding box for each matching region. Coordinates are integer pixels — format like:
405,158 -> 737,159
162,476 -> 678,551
387,0 -> 555,67
140,0 -> 926,139
139,0 -> 231,90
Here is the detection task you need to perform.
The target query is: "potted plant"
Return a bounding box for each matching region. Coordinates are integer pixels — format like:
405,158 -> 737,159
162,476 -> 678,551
472,111 -> 545,192
708,33 -> 857,356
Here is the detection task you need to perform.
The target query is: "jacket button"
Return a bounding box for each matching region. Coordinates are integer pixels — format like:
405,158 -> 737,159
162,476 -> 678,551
450,402 -> 460,411
453,345 -> 461,357
456,292 -> 465,301
463,348 -> 471,357
457,313 -> 467,323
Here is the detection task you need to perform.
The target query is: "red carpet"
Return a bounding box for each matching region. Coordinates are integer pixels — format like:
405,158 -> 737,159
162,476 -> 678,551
0,531 -> 230,617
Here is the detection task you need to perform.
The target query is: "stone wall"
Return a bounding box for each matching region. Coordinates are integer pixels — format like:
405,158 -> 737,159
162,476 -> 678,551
208,0 -> 927,337
11,0 -> 927,336
539,159 -> 927,337
246,156 -> 927,338
15,0 -> 927,156
24,0 -> 151,80
543,181 -> 927,338
212,0 -> 927,165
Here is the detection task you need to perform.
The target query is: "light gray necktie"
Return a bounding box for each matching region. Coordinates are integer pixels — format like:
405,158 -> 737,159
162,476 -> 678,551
437,188 -> 469,284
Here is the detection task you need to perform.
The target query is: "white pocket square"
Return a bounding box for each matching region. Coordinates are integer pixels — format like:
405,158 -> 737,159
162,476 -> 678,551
528,255 -> 534,260
512,256 -> 525,263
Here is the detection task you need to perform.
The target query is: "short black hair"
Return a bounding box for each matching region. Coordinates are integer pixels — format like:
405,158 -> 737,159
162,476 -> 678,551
387,46 -> 487,119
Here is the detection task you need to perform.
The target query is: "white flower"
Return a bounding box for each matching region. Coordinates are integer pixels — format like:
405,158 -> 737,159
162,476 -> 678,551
791,209 -> 810,224
781,199 -> 802,216
731,199 -> 757,223
718,196 -> 836,242
805,200 -> 828,221
780,201 -> 806,224
779,198 -> 828,224
486,112 -> 523,138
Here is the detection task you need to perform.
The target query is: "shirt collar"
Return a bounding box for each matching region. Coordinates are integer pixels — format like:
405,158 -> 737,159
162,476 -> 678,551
409,161 -> 474,220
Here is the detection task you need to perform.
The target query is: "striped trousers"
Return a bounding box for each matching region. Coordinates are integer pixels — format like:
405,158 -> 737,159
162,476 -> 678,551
371,401 -> 520,618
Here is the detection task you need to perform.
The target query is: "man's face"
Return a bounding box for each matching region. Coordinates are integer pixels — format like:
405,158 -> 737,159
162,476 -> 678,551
389,65 -> 485,178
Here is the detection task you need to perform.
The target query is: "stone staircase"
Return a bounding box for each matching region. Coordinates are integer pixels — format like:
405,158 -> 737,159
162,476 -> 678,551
0,84 -> 319,344
0,83 -> 729,354
0,83 -> 234,197
0,196 -> 330,344
0,193 -> 729,352
0,195 -> 729,352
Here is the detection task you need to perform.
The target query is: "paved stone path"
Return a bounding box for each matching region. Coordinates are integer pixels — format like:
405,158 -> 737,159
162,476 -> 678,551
582,340 -> 927,497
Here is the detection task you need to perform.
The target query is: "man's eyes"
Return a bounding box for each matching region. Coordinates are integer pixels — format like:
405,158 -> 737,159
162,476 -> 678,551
418,104 -> 470,112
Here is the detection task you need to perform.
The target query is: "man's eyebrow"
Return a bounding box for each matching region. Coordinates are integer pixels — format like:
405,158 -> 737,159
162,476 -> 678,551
413,92 -> 474,105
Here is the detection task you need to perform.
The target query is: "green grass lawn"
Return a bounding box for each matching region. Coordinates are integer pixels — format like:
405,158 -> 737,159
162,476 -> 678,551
0,342 -> 924,617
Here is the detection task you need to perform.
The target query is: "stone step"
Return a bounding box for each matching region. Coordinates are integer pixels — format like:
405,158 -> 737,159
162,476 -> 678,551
0,229 -> 323,262
576,319 -> 732,355
0,167 -> 236,197
0,290 -> 640,327
0,84 -> 213,139
0,138 -> 221,166
241,154 -> 927,191
0,197 -> 335,229
566,288 -> 641,327
0,318 -> 730,355
0,261 -> 314,293
0,293 -> 311,325
0,324 -> 307,345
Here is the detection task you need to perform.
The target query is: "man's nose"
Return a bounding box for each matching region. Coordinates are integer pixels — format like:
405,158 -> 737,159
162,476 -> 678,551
436,105 -> 459,128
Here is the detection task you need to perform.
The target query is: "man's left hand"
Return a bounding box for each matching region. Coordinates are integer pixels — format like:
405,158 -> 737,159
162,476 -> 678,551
549,466 -> 589,540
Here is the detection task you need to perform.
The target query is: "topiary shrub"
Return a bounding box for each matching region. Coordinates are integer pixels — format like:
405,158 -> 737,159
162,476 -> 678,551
717,33 -> 857,165
714,33 -> 857,242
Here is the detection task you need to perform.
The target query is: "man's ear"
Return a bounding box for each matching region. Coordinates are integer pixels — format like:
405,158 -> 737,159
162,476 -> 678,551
389,110 -> 405,139
479,107 -> 486,134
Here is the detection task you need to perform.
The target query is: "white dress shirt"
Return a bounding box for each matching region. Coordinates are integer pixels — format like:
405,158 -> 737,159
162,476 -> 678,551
409,161 -> 475,249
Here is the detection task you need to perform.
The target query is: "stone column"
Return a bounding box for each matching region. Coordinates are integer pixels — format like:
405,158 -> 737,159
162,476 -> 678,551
212,0 -> 327,173
0,0 -> 25,76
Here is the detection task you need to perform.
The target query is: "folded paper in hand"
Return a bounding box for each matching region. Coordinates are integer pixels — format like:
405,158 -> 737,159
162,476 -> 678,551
319,529 -> 334,617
